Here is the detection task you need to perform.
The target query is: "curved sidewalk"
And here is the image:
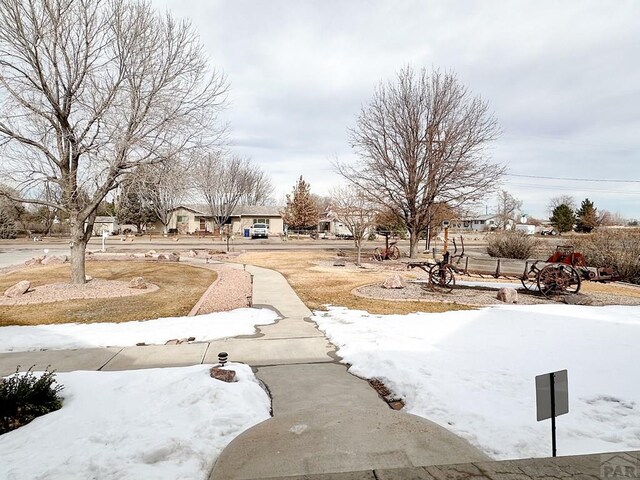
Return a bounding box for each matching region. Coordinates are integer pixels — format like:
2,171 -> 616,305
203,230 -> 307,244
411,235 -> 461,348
209,264 -> 489,479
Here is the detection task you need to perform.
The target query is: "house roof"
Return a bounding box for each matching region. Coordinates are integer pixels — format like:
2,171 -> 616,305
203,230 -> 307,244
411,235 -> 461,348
175,204 -> 283,217
461,214 -> 497,221
94,216 -> 117,223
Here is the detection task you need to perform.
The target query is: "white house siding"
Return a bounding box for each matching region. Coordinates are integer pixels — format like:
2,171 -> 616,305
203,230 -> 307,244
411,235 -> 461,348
232,217 -> 284,236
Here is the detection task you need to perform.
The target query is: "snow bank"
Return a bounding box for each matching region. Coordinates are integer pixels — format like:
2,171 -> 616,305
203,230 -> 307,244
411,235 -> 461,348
0,364 -> 271,480
0,308 -> 278,352
312,304 -> 640,459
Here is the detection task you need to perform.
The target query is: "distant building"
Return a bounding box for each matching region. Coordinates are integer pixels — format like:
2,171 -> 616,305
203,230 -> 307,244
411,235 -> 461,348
91,216 -> 119,236
149,204 -> 284,236
450,214 -> 498,231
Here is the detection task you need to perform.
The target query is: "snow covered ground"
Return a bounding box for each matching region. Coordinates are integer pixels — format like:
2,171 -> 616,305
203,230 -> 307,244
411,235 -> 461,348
312,304 -> 640,459
0,308 -> 278,352
0,364 -> 271,480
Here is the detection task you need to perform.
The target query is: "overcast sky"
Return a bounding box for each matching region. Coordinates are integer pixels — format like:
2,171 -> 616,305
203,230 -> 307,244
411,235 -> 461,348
153,0 -> 639,220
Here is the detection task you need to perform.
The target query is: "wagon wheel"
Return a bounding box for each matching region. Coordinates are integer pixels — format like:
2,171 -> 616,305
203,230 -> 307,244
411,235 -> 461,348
389,246 -> 401,260
520,263 -> 541,292
429,264 -> 456,293
372,248 -> 383,262
537,264 -> 582,298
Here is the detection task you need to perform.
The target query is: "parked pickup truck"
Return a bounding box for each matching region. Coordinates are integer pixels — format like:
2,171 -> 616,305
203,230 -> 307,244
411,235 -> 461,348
250,223 -> 269,239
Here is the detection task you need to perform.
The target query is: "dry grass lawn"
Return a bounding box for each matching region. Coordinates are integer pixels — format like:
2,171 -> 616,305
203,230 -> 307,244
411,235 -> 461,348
235,250 -> 473,314
0,261 -> 217,326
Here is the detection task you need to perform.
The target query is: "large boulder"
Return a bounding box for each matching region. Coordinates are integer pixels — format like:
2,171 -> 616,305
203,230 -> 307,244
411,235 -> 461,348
158,252 -> 179,262
4,280 -> 30,298
128,277 -> 147,289
563,294 -> 593,306
41,255 -> 67,265
497,287 -> 518,304
144,250 -> 156,258
24,256 -> 44,266
383,274 -> 405,289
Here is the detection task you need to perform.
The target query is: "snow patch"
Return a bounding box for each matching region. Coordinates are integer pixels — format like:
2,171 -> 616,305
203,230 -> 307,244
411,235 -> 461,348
312,304 -> 640,459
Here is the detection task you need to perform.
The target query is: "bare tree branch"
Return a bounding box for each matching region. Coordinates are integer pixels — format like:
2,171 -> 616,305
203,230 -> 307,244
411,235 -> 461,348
0,0 -> 227,283
336,66 -> 503,257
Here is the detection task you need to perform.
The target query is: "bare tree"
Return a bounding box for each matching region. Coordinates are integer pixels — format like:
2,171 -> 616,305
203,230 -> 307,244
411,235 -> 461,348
135,162 -> 190,234
240,164 -> 275,206
547,195 -> 576,215
329,186 -> 377,265
195,152 -> 252,236
0,0 -> 227,283
496,190 -> 523,230
337,66 -> 502,258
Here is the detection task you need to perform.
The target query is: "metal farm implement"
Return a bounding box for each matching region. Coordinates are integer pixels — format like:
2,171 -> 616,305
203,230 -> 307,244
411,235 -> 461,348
407,238 -> 622,298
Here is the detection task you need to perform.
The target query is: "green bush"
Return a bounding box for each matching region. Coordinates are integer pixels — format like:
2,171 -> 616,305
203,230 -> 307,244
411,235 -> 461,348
1,367 -> 64,434
486,231 -> 539,259
573,229 -> 640,284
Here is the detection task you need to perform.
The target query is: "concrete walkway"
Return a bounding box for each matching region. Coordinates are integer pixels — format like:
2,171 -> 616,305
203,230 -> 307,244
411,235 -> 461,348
208,265 -> 489,479
0,259 -> 489,478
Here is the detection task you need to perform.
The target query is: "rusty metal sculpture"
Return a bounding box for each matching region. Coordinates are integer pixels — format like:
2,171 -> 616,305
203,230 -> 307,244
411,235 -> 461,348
408,238 -> 622,298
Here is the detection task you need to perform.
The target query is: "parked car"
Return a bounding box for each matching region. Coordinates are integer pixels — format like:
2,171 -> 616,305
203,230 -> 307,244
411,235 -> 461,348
541,229 -> 558,236
250,223 -> 269,239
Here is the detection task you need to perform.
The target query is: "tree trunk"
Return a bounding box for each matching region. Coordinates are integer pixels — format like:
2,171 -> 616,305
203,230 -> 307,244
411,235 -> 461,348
69,224 -> 87,285
409,229 -> 419,258
355,239 -> 362,266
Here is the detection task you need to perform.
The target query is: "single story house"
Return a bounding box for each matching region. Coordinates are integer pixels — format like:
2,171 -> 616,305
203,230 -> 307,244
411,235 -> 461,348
318,209 -> 376,239
90,216 -> 119,236
150,204 -> 284,236
450,214 -> 498,231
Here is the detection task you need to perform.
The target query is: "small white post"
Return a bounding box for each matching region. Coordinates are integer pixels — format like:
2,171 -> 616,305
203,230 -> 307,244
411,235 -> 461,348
101,231 -> 108,252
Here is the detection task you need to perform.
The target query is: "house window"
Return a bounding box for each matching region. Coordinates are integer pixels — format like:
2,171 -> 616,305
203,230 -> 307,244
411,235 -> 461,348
177,215 -> 188,223
253,218 -> 270,225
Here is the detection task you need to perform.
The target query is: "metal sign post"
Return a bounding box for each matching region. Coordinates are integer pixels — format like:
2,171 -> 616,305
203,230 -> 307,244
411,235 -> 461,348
535,369 -> 569,457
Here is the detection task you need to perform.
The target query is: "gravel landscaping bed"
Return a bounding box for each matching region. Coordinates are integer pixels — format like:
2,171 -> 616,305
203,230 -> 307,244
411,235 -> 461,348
191,264 -> 253,314
0,279 -> 159,306
354,281 -> 640,307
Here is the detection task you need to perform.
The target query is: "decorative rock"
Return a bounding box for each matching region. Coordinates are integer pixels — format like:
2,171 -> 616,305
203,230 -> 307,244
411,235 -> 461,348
128,277 -> 147,289
170,252 -> 180,261
85,275 -> 93,282
24,256 -> 44,266
157,254 -> 168,262
4,280 -> 30,298
188,250 -> 198,257
210,367 -> 236,383
41,255 -> 67,265
563,294 -> 593,306
333,260 -> 346,267
336,250 -> 347,257
382,274 -> 405,289
144,250 -> 156,258
497,287 -> 518,304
